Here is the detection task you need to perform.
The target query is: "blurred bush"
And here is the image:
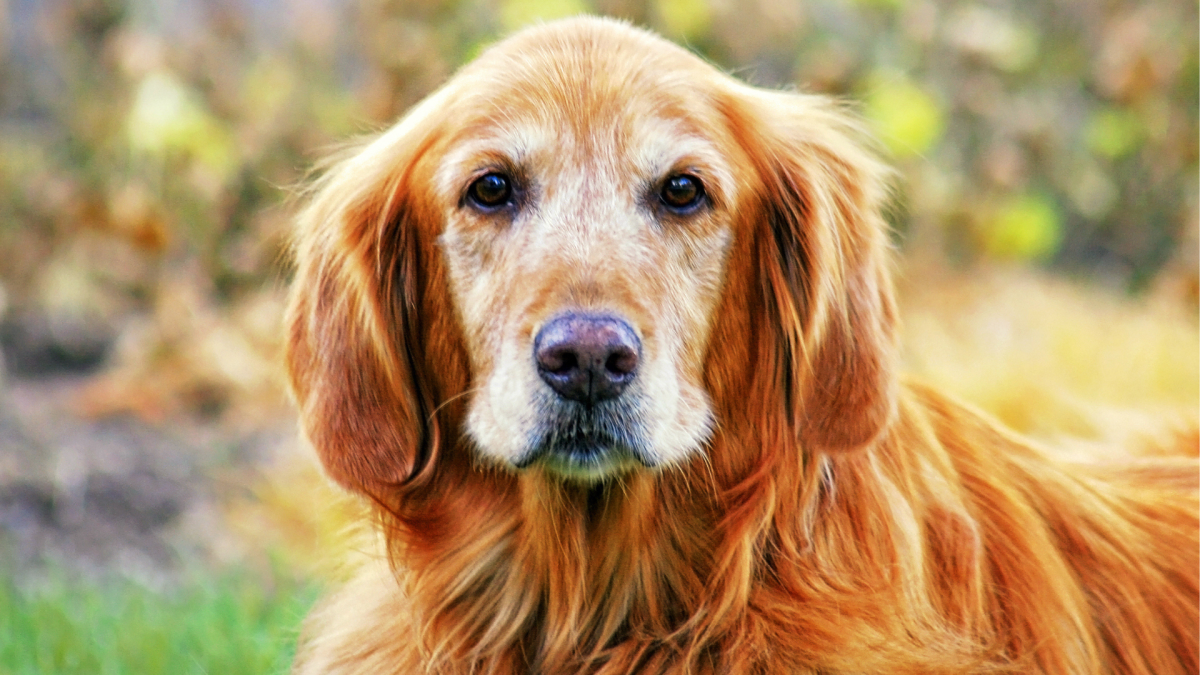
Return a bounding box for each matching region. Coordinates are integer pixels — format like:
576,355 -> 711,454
0,0 -> 1194,421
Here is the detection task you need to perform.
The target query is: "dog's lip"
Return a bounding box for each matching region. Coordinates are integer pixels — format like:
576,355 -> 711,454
512,392 -> 654,477
513,431 -> 653,474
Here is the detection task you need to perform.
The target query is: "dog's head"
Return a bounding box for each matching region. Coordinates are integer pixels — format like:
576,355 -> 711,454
286,17 -> 897,496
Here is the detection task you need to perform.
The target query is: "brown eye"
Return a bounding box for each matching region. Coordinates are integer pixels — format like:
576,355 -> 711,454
660,174 -> 704,212
467,172 -> 513,209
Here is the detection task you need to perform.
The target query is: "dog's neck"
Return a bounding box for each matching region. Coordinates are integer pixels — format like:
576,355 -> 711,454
381,426 -> 834,672
380,462 -> 723,669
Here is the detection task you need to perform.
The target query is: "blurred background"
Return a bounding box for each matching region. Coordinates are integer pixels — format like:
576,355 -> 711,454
0,0 -> 1195,672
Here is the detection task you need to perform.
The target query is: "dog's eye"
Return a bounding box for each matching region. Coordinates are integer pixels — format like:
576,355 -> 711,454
467,173 -> 513,209
660,174 -> 705,212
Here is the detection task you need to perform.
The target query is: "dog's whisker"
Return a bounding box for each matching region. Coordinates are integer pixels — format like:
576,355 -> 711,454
427,386 -> 483,423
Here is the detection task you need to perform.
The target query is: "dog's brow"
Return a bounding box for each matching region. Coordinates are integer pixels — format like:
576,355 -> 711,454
436,125 -> 561,192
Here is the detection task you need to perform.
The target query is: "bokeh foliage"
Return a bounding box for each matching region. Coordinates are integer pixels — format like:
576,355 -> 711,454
0,6 -> 1193,669
0,0 -> 1194,414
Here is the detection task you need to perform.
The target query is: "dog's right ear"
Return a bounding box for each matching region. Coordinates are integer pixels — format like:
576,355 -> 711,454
285,89 -> 463,500
724,87 -> 899,455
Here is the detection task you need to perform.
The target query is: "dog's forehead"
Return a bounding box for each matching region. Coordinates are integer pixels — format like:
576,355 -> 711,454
463,26 -> 720,135
467,19 -> 714,104
433,21 -> 736,197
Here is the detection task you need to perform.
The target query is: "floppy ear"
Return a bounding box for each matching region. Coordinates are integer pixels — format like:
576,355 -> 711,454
739,89 -> 899,453
285,90 -> 465,499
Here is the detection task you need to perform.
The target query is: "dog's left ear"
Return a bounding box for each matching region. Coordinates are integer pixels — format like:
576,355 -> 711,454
285,88 -> 467,501
736,88 -> 899,453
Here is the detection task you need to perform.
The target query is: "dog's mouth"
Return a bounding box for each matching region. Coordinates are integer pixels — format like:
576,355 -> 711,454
515,399 -> 652,480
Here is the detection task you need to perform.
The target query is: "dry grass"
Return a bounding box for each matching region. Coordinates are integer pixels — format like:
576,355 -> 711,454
898,262 -> 1198,444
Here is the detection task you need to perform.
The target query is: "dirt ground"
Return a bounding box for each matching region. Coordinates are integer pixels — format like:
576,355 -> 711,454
0,321 -> 302,586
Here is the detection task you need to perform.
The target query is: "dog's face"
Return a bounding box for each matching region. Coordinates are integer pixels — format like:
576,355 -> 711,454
433,36 -> 744,479
287,18 -> 898,497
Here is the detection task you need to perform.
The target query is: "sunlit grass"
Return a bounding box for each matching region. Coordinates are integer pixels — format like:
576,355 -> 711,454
899,263 -> 1199,441
0,570 -> 318,675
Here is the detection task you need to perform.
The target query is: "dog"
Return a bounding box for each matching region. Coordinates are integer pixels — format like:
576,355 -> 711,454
285,17 -> 1198,674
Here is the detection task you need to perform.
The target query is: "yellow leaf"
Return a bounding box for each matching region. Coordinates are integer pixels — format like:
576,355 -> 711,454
127,71 -> 237,179
983,193 -> 1062,260
1085,106 -> 1144,159
854,0 -> 902,9
944,7 -> 1038,72
242,56 -> 297,124
499,0 -> 591,31
861,74 -> 944,158
654,0 -> 712,42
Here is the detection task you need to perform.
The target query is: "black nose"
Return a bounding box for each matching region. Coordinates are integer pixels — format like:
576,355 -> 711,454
534,313 -> 641,405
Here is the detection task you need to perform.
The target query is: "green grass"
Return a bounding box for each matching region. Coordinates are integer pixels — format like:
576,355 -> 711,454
0,570 -> 319,675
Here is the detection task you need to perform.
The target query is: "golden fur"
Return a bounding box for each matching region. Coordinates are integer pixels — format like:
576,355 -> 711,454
285,17 -> 1198,674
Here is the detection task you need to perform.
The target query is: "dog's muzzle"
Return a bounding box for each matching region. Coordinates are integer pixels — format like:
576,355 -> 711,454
517,312 -> 650,477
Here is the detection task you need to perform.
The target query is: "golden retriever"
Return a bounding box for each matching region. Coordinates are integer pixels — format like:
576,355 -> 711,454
285,17 -> 1198,674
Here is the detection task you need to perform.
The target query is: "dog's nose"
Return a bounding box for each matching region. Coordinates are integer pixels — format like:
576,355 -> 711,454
534,314 -> 640,404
